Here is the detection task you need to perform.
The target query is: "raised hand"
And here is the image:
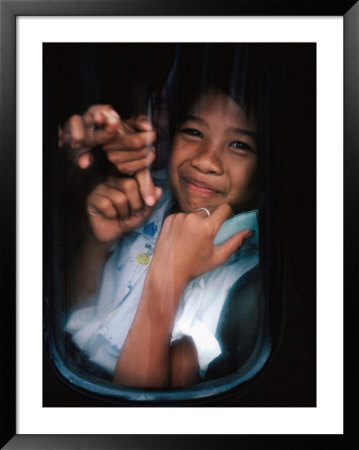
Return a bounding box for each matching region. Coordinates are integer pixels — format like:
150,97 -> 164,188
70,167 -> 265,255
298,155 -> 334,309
87,175 -> 162,243
149,204 -> 254,290
58,105 -> 121,168
102,115 -> 156,175
59,105 -> 157,173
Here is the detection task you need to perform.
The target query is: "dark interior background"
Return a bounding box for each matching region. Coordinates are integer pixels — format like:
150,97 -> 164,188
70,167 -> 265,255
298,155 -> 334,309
43,43 -> 316,407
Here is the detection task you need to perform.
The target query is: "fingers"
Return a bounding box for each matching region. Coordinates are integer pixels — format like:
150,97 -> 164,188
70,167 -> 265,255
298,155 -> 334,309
111,177 -> 144,215
82,105 -> 120,146
195,207 -> 211,218
77,152 -> 94,169
103,148 -> 149,162
66,115 -> 86,148
194,203 -> 234,234
135,169 -> 162,207
60,107 -> 157,175
208,203 -> 235,225
106,149 -> 155,176
59,105 -> 121,170
101,115 -> 157,175
90,173 -> 162,221
123,115 -> 154,132
87,174 -> 162,242
214,228 -> 254,265
193,203 -> 254,266
134,115 -> 155,132
59,114 -> 87,149
106,178 -> 146,217
102,130 -> 156,151
88,185 -> 130,219
60,115 -> 87,151
59,116 -> 94,168
94,109 -> 120,128
83,105 -> 119,130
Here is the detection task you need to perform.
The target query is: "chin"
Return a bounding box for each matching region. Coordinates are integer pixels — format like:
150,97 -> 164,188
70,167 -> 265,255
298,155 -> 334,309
177,200 -> 200,214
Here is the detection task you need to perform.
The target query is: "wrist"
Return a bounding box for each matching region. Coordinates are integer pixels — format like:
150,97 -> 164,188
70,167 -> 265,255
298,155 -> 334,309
147,263 -> 188,295
142,267 -> 187,325
84,232 -> 118,256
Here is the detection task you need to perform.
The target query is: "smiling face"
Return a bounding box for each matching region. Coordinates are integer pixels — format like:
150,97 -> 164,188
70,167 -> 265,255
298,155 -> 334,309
169,90 -> 259,214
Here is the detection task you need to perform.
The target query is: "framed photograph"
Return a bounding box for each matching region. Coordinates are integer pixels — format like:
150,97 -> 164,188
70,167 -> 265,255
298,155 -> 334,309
1,0 -> 356,448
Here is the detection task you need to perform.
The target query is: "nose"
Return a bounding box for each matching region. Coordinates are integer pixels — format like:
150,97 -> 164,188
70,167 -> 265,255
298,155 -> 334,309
190,145 -> 224,175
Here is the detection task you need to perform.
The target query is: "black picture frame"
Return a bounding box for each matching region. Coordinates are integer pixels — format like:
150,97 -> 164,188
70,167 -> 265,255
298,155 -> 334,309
1,0 -> 357,448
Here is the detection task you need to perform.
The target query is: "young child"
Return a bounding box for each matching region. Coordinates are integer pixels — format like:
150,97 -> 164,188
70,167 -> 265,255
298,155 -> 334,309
65,45 -> 276,387
65,85 -> 260,386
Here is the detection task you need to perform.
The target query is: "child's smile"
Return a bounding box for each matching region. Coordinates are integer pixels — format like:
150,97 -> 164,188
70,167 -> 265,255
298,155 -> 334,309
181,175 -> 223,196
169,90 -> 258,214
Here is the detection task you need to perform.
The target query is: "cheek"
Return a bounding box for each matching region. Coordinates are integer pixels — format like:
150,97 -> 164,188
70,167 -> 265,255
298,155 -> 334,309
229,159 -> 258,202
244,160 -> 258,187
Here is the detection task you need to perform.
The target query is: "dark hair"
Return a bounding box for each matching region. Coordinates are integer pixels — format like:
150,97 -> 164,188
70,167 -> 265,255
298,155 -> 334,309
171,44 -> 283,143
166,43 -> 285,218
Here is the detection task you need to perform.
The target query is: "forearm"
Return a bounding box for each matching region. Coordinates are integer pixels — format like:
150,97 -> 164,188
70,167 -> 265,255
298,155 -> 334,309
113,269 -> 185,387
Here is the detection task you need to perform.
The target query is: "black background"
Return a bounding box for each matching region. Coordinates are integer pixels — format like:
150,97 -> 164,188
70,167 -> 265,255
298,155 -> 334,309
43,43 -> 316,408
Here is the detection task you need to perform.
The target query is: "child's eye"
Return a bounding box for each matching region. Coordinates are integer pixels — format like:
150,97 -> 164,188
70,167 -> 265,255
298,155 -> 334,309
230,141 -> 255,153
180,128 -> 202,138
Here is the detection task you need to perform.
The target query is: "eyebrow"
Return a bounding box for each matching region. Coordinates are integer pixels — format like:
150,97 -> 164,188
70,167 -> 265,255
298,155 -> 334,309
183,115 -> 206,125
229,127 -> 257,139
183,115 -> 257,139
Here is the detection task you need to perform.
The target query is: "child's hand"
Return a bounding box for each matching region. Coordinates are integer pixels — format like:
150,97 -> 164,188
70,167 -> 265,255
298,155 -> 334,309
102,115 -> 157,176
58,105 -> 121,169
59,105 -> 157,174
149,204 -> 253,290
86,174 -> 162,243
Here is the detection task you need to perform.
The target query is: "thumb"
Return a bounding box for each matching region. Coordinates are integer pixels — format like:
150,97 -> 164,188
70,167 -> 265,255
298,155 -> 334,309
135,169 -> 162,207
134,115 -> 155,132
77,152 -> 94,169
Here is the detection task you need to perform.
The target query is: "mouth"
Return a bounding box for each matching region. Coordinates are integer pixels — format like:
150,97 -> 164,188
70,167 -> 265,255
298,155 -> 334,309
181,176 -> 222,196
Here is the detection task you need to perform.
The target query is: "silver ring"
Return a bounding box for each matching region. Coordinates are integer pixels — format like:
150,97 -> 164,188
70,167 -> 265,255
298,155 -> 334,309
196,207 -> 211,217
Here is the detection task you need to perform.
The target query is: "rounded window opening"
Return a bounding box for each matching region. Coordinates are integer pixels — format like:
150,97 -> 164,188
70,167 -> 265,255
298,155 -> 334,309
44,43 -> 290,405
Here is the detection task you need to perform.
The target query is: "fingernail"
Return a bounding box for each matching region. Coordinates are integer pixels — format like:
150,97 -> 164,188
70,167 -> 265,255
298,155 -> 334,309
93,111 -> 104,122
108,110 -> 120,123
101,109 -> 119,124
146,195 -> 155,206
78,153 -> 93,169
244,229 -> 254,240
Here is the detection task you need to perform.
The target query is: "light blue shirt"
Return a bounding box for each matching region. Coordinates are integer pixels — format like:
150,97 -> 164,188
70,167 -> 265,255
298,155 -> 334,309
66,169 -> 259,376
